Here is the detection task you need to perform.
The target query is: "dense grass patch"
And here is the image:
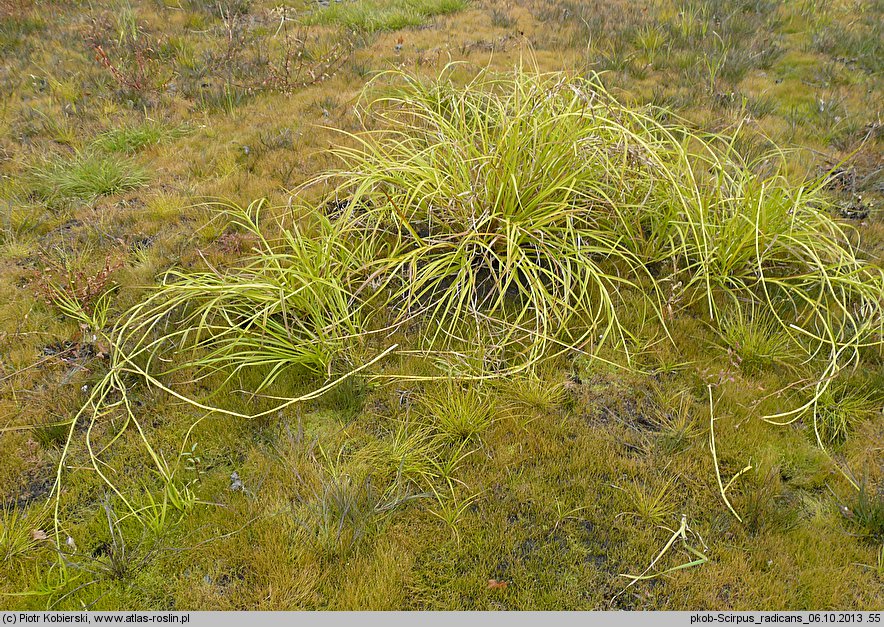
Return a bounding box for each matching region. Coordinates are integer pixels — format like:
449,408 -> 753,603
92,121 -> 187,154
31,152 -> 148,204
57,65 -> 883,532
306,0 -> 467,32
0,14 -> 44,52
86,201 -> 368,421
323,65 -> 884,381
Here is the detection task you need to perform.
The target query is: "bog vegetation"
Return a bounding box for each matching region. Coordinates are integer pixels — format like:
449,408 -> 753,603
0,0 -> 882,611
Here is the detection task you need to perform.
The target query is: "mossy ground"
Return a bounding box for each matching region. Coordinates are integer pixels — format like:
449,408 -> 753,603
1,0 -> 882,610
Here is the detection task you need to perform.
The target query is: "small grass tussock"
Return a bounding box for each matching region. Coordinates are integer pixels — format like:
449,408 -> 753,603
292,442 -> 436,561
616,477 -> 678,525
59,499 -> 161,588
105,200 -> 366,400
294,470 -> 384,560
847,481 -> 884,542
0,13 -> 44,52
734,464 -> 798,535
353,419 -> 441,488
306,0 -> 467,32
649,389 -> 704,454
31,152 -> 148,204
714,307 -> 804,375
812,383 -> 881,445
0,201 -> 47,254
92,120 -> 188,154
496,374 -> 567,416
130,477 -> 198,537
420,383 -> 494,442
1,506 -> 48,564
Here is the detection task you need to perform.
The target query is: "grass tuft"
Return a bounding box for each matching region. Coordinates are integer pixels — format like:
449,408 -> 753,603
307,0 -> 467,32
92,120 -> 187,153
323,62 -> 884,380
421,383 -> 494,442
848,481 -> 884,542
618,477 -> 677,525
813,384 -> 880,445
31,152 -> 148,204
296,470 -> 383,560
715,307 -> 802,374
1,506 -> 46,564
